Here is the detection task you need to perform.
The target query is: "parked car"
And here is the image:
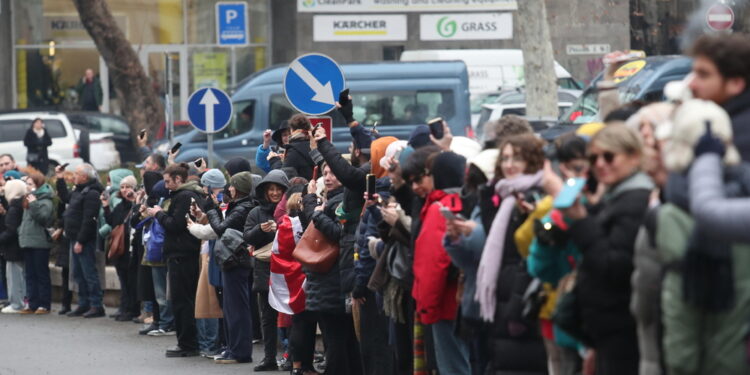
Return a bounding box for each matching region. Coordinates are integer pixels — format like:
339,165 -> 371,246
158,61 -> 471,165
472,88 -> 580,128
0,111 -> 120,171
560,55 -> 693,124
66,112 -> 140,164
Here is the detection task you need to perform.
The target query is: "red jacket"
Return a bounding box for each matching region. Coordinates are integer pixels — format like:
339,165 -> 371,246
412,189 -> 462,325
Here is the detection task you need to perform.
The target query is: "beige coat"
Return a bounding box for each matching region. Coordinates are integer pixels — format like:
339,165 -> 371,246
195,249 -> 223,319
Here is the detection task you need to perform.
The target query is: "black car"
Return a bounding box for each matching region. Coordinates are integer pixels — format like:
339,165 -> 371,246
66,112 -> 140,164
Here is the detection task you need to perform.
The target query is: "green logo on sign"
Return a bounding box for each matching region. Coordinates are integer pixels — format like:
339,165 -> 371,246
437,16 -> 457,38
302,0 -> 315,7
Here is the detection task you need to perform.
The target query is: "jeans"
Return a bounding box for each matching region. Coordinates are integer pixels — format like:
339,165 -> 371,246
24,248 -> 51,310
151,266 -> 174,330
167,256 -> 199,351
223,267 -> 253,361
6,261 -> 25,310
71,240 -> 102,308
432,319 -> 471,375
197,318 -> 220,353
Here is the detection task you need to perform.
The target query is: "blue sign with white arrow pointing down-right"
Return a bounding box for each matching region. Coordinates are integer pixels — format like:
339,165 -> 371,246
283,53 -> 346,116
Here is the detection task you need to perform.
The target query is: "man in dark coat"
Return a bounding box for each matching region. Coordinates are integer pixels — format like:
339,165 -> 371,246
269,114 -> 317,181
146,163 -> 204,357
55,163 -> 105,318
688,34 -> 750,161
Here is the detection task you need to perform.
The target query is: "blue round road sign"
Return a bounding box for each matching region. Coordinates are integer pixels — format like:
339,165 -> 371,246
187,88 -> 233,134
284,53 -> 346,116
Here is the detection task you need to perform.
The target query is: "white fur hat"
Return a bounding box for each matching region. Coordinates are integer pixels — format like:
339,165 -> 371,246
662,99 -> 740,172
469,149 -> 500,181
450,136 -> 482,161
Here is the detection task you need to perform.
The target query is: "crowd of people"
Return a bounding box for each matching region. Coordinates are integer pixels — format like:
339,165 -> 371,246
2,33 -> 750,375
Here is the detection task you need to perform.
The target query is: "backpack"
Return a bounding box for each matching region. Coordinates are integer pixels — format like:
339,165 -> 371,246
137,217 -> 165,263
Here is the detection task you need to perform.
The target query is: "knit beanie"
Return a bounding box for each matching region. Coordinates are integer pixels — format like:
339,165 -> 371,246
3,170 -> 23,181
450,136 -> 482,161
201,169 -> 227,189
119,175 -> 137,188
4,179 -> 27,201
142,171 -> 163,196
224,157 -> 252,176
151,180 -> 169,199
431,151 -> 466,190
230,171 -> 254,195
408,125 -> 431,149
370,136 -> 399,179
470,149 -> 500,181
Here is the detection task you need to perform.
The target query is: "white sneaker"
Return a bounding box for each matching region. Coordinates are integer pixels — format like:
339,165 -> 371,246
147,328 -> 166,336
1,305 -> 22,314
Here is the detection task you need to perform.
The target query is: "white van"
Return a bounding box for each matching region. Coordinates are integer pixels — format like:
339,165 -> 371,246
400,49 -> 582,95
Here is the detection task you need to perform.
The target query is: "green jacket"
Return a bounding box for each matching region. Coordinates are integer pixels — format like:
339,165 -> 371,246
658,203 -> 750,375
19,183 -> 56,249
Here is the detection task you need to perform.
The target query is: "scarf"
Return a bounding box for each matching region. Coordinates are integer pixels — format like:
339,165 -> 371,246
475,170 -> 543,322
34,128 -> 44,138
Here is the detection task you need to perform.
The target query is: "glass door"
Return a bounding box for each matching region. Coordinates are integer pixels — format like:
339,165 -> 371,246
139,46 -> 188,121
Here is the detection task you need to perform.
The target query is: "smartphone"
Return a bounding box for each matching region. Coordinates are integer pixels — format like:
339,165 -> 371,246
339,88 -> 350,106
371,121 -> 379,133
190,197 -> 197,210
554,177 -> 587,209
439,206 -> 466,221
138,129 -> 147,139
312,166 -> 319,181
101,190 -> 110,201
366,174 -> 376,200
194,158 -> 203,168
60,163 -> 70,170
185,213 -> 191,221
428,117 -> 444,139
170,142 -> 182,154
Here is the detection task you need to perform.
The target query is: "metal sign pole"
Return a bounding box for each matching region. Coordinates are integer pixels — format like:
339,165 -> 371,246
165,53 -> 174,146
231,46 -> 237,93
207,134 -> 214,168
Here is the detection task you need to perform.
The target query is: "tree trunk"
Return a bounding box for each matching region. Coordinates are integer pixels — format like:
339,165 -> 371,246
517,0 -> 560,118
72,0 -> 164,147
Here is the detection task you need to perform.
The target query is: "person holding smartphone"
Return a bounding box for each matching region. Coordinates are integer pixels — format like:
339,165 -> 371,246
243,170 -> 290,370
256,120 -> 290,173
268,114 -> 316,181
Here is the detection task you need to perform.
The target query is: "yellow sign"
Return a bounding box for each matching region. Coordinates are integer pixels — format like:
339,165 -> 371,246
193,53 -> 227,90
613,60 -> 647,84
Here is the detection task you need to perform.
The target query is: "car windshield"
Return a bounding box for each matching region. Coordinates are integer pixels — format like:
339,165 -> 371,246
470,92 -> 502,114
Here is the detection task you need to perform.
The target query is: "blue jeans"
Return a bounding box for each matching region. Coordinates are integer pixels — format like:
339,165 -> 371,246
151,266 -> 174,330
24,248 -> 51,310
71,240 -> 102,308
6,261 -> 25,310
432,319 -> 471,375
197,318 -> 219,352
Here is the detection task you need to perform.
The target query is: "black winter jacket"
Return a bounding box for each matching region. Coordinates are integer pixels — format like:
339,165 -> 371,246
313,138 -> 369,232
23,128 -> 52,163
57,178 -> 104,244
207,195 -> 255,237
104,198 -> 134,256
270,137 -> 316,180
301,187 -> 347,313
0,198 -> 24,261
155,181 -> 203,259
724,89 -> 750,162
244,201 -> 275,293
569,178 -> 652,343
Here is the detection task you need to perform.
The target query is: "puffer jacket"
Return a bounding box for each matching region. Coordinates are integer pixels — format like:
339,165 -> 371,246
155,180 -> 204,259
56,177 -> 104,244
19,183 -> 55,249
244,170 -> 289,293
270,136 -> 316,181
568,172 -> 653,342
208,195 -> 255,237
0,198 -> 25,261
301,186 -> 346,313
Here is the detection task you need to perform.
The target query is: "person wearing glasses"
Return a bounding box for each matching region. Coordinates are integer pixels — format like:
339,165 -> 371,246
561,125 -> 654,375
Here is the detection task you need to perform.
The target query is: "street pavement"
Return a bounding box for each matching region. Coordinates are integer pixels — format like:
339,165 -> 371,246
0,304 -> 287,375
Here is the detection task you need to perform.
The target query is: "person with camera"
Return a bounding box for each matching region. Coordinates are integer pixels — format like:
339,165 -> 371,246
200,171 -> 256,364
19,172 -> 55,314
243,170 -> 289,370
257,120 -> 290,173
269,114 -> 315,180
55,163 -> 105,318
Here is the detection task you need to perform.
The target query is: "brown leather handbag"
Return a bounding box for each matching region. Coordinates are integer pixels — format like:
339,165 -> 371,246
107,223 -> 127,259
292,222 -> 339,273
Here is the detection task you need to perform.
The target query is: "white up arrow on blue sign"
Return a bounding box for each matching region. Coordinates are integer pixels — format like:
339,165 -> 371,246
187,88 -> 233,134
283,53 -> 346,116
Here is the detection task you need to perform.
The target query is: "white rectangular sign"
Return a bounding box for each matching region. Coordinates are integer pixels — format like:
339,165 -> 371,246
566,44 -> 611,55
420,13 -> 512,41
298,0 -> 517,13
314,15 -> 407,41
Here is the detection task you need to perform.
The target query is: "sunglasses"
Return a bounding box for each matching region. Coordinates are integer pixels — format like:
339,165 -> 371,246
588,151 -> 616,165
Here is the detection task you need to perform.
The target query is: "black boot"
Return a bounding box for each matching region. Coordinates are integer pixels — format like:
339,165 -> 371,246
66,305 -> 89,317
